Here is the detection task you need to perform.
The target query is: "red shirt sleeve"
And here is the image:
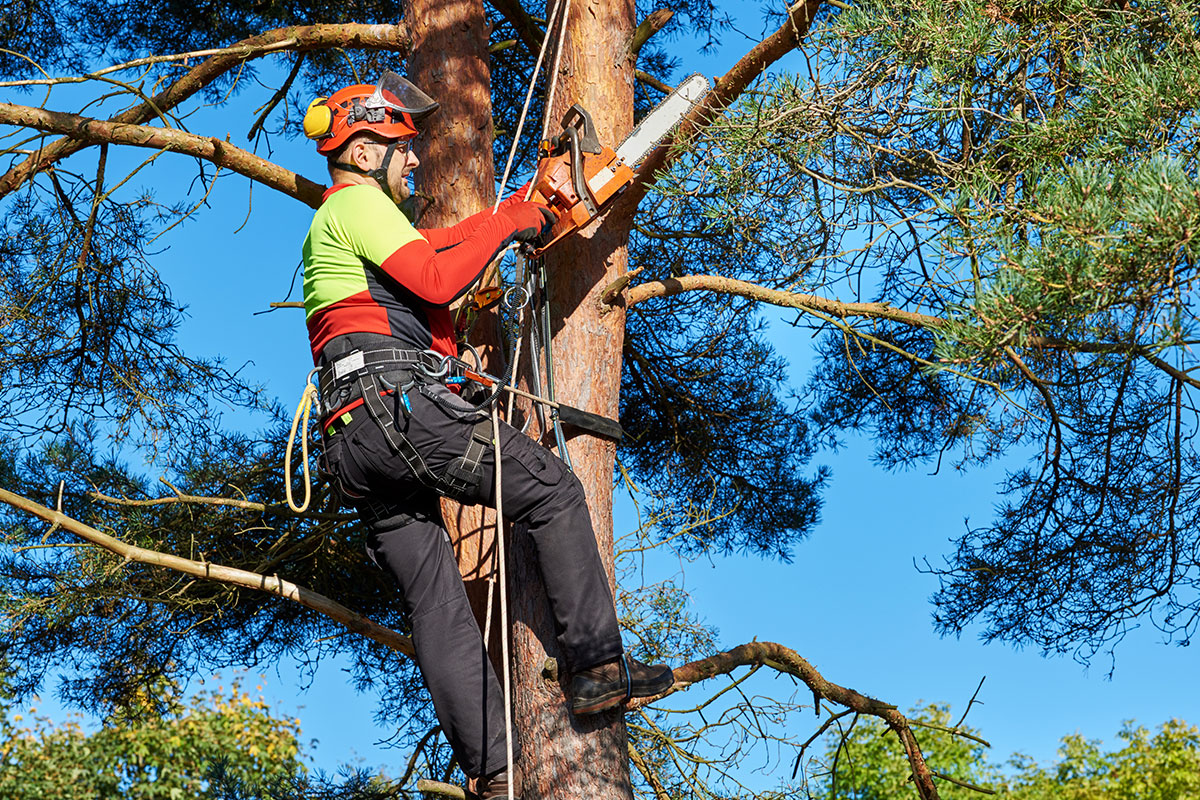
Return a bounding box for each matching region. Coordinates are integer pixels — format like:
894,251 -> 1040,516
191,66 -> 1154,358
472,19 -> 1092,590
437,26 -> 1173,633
381,210 -> 518,305
417,184 -> 530,250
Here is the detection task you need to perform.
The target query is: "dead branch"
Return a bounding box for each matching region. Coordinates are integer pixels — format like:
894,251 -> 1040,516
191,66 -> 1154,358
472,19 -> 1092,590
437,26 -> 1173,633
628,641 -> 941,800
0,487 -> 414,656
0,23 -> 410,198
88,488 -> 353,521
247,52 -> 306,141
0,102 -> 325,207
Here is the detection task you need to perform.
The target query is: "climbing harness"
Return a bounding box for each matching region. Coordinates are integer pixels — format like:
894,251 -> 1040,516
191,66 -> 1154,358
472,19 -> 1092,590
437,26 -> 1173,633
316,348 -> 498,502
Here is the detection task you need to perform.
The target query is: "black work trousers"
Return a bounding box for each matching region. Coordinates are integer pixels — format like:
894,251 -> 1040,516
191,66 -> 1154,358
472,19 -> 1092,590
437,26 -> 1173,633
322,378 -> 624,779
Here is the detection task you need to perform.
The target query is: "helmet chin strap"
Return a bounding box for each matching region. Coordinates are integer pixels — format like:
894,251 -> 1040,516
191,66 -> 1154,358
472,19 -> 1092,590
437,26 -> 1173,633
333,140 -> 401,202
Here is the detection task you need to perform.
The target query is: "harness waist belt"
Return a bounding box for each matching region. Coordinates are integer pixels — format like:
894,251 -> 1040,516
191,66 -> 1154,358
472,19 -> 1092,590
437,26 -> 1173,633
317,347 -> 457,414
318,348 -> 442,392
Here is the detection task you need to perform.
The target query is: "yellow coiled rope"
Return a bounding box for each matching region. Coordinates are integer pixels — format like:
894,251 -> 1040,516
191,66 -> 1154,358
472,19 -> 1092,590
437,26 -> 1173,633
285,370 -> 320,514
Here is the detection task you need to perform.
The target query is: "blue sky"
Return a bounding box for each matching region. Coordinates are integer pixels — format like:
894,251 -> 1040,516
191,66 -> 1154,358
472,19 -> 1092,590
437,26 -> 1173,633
10,1 -> 1199,788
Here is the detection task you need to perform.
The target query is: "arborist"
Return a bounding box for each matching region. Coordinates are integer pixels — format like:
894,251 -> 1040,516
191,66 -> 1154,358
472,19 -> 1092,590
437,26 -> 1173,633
299,72 -> 674,799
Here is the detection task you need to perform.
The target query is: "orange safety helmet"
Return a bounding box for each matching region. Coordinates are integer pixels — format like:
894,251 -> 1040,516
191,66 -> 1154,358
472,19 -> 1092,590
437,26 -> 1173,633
304,71 -> 439,154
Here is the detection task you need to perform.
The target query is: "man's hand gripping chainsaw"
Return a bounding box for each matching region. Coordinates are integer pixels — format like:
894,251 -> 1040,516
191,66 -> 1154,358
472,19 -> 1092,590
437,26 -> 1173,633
524,74 -> 710,255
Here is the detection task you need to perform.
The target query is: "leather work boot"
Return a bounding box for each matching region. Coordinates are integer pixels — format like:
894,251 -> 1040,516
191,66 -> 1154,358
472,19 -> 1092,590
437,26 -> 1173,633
474,766 -> 519,800
569,654 -> 675,715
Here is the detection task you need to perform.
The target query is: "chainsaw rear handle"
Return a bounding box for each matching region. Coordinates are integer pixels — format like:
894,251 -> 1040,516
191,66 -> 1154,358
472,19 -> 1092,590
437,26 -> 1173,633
560,125 -> 599,217
538,104 -> 604,217
527,102 -> 637,255
550,104 -> 602,156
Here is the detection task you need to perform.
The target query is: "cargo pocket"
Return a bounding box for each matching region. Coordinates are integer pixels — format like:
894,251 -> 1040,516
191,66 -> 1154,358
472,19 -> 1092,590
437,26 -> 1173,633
509,433 -> 567,487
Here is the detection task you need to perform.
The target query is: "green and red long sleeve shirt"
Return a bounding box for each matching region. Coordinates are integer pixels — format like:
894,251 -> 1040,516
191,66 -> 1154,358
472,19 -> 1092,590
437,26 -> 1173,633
302,183 -> 523,363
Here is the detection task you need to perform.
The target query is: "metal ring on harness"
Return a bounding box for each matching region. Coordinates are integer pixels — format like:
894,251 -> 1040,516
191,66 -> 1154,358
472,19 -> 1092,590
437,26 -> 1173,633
503,285 -> 530,311
461,342 -> 484,372
416,350 -> 453,381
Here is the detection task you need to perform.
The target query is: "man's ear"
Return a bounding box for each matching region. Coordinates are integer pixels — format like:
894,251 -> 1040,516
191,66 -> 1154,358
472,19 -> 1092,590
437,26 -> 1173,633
345,137 -> 375,171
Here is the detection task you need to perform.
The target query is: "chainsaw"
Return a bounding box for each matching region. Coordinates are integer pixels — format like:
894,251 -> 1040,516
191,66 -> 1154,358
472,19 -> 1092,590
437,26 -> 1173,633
526,73 -> 710,255
458,74 -> 709,335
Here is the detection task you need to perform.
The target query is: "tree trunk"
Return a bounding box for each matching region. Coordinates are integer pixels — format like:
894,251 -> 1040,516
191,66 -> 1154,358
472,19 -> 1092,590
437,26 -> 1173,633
508,1 -> 637,798
404,0 -> 505,656
408,1 -> 637,796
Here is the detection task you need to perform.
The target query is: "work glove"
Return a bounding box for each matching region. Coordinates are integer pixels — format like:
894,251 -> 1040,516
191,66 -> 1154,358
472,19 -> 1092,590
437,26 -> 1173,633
506,201 -> 557,245
496,182 -> 533,213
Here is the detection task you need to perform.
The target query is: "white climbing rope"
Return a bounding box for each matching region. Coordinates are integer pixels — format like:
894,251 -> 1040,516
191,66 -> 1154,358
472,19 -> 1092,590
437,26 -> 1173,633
495,0 -> 570,210
538,0 -> 574,144
491,402 -> 516,800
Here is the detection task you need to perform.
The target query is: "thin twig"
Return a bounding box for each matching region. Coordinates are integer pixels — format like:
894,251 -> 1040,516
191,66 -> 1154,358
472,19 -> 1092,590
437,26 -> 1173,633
247,53 -> 306,141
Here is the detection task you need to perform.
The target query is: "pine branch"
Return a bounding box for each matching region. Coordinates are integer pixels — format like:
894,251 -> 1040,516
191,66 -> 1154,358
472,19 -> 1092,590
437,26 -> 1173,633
613,273 -> 943,328
488,0 -> 545,54
0,102 -> 326,207
628,640 -> 940,800
621,0 -> 829,212
0,487 -> 414,657
0,23 -> 410,198
628,10 -> 674,59
610,273 -> 1196,368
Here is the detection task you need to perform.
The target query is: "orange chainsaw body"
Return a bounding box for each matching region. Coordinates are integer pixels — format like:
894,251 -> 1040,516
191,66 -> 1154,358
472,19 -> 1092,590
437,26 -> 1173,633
526,105 -> 636,255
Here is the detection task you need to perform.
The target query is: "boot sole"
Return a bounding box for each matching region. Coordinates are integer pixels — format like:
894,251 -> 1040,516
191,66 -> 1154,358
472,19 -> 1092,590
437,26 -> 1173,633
570,688 -> 627,715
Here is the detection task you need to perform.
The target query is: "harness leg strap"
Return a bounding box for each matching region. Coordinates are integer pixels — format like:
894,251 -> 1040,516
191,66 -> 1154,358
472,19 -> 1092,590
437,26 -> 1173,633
441,417 -> 495,501
358,374 -> 444,491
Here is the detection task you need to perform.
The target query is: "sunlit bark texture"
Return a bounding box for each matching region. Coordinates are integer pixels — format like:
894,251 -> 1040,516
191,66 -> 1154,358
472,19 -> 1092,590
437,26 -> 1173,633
506,1 -> 638,798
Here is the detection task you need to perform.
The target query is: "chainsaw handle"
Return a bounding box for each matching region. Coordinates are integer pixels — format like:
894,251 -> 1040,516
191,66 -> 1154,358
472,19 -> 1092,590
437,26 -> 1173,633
560,124 -> 600,217
560,104 -> 602,154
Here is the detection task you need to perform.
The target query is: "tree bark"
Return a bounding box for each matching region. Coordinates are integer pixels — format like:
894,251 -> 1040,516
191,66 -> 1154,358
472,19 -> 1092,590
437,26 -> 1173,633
507,1 -> 637,798
403,0 -> 510,681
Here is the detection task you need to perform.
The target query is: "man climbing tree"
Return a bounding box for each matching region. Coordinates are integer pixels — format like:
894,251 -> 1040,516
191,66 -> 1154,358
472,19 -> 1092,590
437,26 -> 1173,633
6,0 -> 1200,799
298,71 -> 672,798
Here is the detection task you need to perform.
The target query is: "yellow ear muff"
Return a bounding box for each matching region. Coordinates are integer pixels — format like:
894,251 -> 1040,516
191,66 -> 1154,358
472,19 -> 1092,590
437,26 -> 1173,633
303,97 -> 333,140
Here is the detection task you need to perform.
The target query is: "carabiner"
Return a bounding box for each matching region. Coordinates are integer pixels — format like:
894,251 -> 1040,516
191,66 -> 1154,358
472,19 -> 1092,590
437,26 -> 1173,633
306,367 -> 322,416
416,349 -> 452,380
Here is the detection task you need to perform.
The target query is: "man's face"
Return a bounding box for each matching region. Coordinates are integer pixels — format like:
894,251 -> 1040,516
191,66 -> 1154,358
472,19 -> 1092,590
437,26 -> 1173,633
384,138 -> 420,201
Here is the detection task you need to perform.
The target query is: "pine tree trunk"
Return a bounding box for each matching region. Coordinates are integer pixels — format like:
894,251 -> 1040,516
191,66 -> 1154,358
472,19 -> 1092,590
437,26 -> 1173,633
405,0 -> 505,655
409,1 -> 637,796
508,1 -> 637,798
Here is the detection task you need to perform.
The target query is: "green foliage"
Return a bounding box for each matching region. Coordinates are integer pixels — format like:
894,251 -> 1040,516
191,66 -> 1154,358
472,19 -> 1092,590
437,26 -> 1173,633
645,0 -> 1200,661
1004,720 -> 1200,800
805,707 -> 1200,800
0,672 -> 304,800
806,705 -> 996,800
